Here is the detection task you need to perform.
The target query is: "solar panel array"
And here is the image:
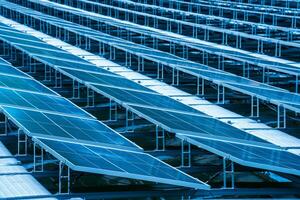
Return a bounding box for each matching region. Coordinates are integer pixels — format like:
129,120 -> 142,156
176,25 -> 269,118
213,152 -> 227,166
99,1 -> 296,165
0,57 -> 208,189
0,0 -> 300,197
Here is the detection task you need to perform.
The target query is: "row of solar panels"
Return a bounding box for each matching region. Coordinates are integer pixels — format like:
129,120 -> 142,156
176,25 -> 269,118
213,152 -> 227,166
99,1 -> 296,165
0,7 -> 299,178
9,0 -> 300,114
21,0 -> 300,78
145,0 -> 300,23
0,57 -> 207,189
48,0 -> 300,54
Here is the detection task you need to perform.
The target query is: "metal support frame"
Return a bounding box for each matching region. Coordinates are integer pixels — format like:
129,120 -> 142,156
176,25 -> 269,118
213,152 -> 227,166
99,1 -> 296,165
277,104 -> 286,128
125,51 -> 132,66
196,77 -> 204,96
72,80 -> 80,99
125,108 -> 135,132
33,142 -> 44,172
217,85 -> 225,104
217,55 -> 224,71
157,63 -> 164,80
55,70 -> 62,88
296,75 -> 299,94
262,67 -> 270,84
17,129 -> 27,156
86,87 -> 95,107
181,139 -> 191,167
137,56 -> 144,72
250,96 -> 260,118
44,64 -> 51,81
59,161 -> 70,194
172,67 -> 179,85
0,116 -> 8,136
109,99 -> 117,121
223,158 -> 235,189
242,62 -> 250,78
109,45 -> 116,60
155,125 -> 165,151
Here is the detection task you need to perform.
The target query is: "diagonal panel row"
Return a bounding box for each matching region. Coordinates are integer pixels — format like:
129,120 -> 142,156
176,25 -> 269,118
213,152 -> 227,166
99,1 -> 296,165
3,1 -> 300,116
1,15 -> 300,177
0,57 -> 208,189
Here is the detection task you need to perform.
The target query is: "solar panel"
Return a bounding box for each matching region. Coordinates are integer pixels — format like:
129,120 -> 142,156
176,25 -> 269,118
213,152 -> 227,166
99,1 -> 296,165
12,0 -> 300,114
0,87 -> 89,117
93,85 -> 201,114
61,68 -> 155,94
0,75 -> 55,95
182,136 -> 300,176
3,106 -> 140,150
0,17 -> 277,148
0,62 -> 28,77
34,137 -> 210,189
1,6 -> 299,179
129,105 -> 275,146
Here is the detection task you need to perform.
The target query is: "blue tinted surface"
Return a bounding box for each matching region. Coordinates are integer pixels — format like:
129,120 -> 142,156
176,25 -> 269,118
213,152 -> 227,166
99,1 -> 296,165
0,87 -> 89,117
130,105 -> 270,144
0,75 -> 55,94
3,106 -> 138,150
188,137 -> 300,175
36,138 -> 208,189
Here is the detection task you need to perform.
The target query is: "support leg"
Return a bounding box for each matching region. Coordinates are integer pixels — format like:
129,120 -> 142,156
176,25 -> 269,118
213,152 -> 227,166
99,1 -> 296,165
277,105 -> 286,128
155,126 -> 165,151
250,96 -> 260,118
17,129 -> 27,156
59,161 -> 70,194
33,142 -> 44,172
181,139 -> 191,167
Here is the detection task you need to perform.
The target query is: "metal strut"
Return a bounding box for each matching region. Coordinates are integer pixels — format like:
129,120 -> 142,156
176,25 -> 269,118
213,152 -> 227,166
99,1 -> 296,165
277,105 -> 286,128
157,63 -> 164,80
172,68 -> 179,85
125,109 -> 134,132
86,88 -> 95,107
55,70 -> 62,88
0,116 -> 8,136
251,96 -> 260,118
223,158 -> 235,189
217,85 -> 225,104
181,139 -> 191,167
196,77 -> 205,96
109,99 -> 117,121
17,129 -> 27,156
44,64 -> 51,81
59,161 -> 70,194
72,80 -> 80,99
155,125 -> 165,151
33,142 -> 44,172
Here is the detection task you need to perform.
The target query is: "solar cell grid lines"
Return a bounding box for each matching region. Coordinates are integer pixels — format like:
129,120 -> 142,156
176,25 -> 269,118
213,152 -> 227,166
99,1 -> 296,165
0,0 -> 300,198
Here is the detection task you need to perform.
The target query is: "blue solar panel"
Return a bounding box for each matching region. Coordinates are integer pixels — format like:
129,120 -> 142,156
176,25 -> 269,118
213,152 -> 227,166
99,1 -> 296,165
130,105 -> 273,145
35,138 -> 210,189
0,87 -> 89,117
183,136 -> 300,176
0,75 -> 55,95
61,68 -> 155,93
0,61 -> 28,77
3,106 -> 140,150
